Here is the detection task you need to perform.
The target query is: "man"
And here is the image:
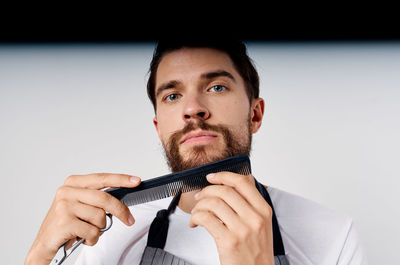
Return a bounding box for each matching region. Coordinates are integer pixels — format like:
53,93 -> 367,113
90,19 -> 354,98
25,39 -> 368,265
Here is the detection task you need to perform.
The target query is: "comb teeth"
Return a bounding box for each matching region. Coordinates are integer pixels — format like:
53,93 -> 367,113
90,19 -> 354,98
107,154 -> 251,206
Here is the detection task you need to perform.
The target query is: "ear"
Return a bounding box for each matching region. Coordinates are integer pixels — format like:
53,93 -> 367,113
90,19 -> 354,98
250,98 -> 265,133
153,116 -> 162,140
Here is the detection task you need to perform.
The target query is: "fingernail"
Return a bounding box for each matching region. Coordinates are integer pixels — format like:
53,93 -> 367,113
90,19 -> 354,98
128,214 -> 135,225
194,192 -> 200,199
207,173 -> 215,180
130,177 -> 140,184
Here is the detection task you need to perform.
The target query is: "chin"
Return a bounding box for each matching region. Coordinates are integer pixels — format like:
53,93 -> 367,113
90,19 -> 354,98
181,145 -> 229,166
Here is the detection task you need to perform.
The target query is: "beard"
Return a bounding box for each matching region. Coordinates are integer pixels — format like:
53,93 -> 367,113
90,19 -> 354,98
162,117 -> 252,172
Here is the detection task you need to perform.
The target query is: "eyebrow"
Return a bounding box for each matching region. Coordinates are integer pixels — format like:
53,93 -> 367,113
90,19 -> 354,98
200,70 -> 236,83
155,69 -> 236,98
155,80 -> 180,98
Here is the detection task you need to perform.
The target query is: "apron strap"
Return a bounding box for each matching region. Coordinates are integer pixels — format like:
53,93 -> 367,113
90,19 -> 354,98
254,179 -> 286,257
146,190 -> 182,249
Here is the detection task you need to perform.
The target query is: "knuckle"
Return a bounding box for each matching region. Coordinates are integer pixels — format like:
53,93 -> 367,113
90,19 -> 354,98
99,173 -> 108,187
84,240 -> 95,246
252,215 -> 266,231
54,199 -> 69,213
55,211 -> 72,228
209,197 -> 223,209
87,227 -> 101,242
190,213 -> 199,224
263,203 -> 273,218
113,201 -> 128,217
55,186 -> 68,199
198,197 -> 214,208
201,185 -> 213,195
193,211 -> 209,223
64,175 -> 77,186
98,191 -> 111,205
238,226 -> 251,240
93,209 -> 106,227
226,235 -> 240,249
219,185 -> 232,194
91,236 -> 100,245
85,236 -> 99,246
97,209 -> 107,221
238,175 -> 251,186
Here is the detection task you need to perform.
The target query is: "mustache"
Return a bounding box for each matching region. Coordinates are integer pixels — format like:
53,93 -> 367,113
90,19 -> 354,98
168,120 -> 226,144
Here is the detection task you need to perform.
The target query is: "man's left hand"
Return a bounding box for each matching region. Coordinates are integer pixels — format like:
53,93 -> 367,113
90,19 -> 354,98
189,172 -> 274,265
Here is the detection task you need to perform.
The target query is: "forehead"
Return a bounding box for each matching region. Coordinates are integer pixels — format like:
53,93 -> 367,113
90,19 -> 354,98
156,47 -> 243,84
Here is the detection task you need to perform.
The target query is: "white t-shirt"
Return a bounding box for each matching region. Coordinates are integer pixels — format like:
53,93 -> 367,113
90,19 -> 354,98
74,186 -> 368,265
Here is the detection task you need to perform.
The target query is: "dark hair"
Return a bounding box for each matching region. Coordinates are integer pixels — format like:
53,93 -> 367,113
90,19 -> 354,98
146,38 -> 260,111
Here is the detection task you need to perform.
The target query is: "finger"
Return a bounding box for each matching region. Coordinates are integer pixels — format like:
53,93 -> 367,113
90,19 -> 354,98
57,186 -> 135,226
206,172 -> 271,218
189,210 -> 229,242
68,219 -> 102,246
192,197 -> 245,231
71,202 -> 107,230
195,185 -> 261,223
64,173 -> 141,190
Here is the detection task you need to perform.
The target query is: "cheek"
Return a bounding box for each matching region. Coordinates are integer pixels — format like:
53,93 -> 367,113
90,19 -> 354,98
156,110 -> 182,142
213,99 -> 249,126
156,120 -> 171,143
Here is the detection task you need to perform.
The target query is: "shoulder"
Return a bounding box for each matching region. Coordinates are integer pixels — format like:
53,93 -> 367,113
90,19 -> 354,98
265,185 -> 352,226
264,186 -> 367,263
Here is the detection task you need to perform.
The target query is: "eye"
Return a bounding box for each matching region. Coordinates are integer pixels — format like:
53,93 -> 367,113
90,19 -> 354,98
209,85 -> 227,93
165,93 -> 180,102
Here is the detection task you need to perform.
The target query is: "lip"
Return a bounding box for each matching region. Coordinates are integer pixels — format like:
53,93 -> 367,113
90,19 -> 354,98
180,130 -> 218,144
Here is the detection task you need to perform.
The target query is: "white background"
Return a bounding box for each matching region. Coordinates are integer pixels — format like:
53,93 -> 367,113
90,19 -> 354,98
0,42 -> 399,265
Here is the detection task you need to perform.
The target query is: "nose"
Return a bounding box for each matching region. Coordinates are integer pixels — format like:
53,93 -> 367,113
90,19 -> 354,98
182,94 -> 210,122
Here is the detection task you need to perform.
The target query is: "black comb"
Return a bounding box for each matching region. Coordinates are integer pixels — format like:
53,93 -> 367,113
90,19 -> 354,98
106,154 -> 251,206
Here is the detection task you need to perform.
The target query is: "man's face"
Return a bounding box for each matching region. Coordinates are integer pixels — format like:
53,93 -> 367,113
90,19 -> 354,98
153,47 -> 264,172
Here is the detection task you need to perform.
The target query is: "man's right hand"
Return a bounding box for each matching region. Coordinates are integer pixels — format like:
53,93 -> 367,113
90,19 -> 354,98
24,173 -> 141,265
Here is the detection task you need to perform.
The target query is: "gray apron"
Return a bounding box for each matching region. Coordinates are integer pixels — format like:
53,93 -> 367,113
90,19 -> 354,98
139,179 -> 290,265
